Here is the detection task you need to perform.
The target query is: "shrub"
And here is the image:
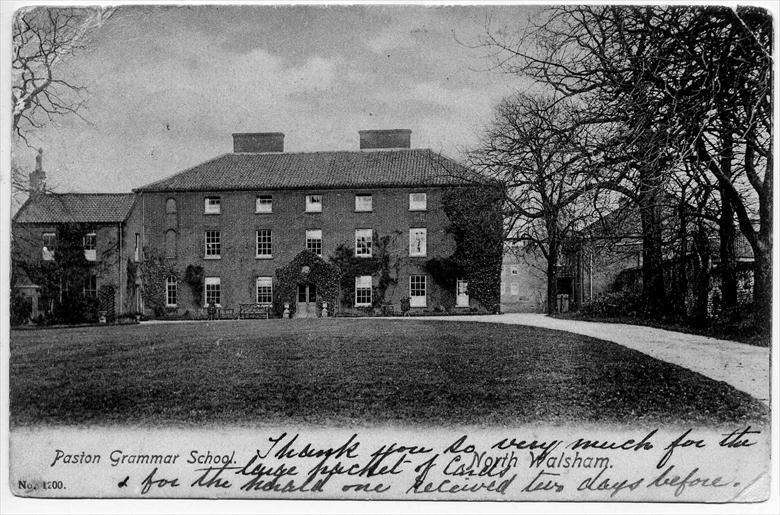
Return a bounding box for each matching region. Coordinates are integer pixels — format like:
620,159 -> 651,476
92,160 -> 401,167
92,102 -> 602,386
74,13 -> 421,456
10,292 -> 32,326
579,290 -> 643,318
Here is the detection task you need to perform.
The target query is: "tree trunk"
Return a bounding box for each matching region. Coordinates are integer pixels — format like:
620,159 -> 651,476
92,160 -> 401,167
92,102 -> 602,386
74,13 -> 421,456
718,122 -> 738,309
753,229 -> 772,336
692,224 -> 711,324
673,197 -> 689,314
638,172 -> 667,317
546,256 -> 558,315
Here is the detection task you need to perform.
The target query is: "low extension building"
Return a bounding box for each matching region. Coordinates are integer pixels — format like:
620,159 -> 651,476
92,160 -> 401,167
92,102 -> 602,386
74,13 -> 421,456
12,153 -> 140,319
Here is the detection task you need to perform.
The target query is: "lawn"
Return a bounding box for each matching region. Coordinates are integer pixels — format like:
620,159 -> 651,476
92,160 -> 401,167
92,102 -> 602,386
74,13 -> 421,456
9,319 -> 768,427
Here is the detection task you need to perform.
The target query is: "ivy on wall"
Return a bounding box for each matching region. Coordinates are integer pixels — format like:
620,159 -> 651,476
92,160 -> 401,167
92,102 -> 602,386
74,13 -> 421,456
434,185 -> 505,312
17,222 -> 101,323
139,246 -> 179,316
329,231 -> 400,309
274,250 -> 341,316
423,257 -> 461,310
184,264 -> 204,307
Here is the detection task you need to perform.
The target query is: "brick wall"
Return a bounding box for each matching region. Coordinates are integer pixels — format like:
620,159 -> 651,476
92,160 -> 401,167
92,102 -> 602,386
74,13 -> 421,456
138,186 -> 476,312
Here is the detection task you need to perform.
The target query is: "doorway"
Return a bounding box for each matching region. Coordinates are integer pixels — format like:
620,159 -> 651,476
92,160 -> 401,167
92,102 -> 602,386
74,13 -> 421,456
295,283 -> 317,318
456,279 -> 469,307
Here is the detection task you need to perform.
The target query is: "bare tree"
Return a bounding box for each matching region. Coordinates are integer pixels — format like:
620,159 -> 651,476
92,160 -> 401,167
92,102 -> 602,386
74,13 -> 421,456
12,6 -> 114,144
482,5 -> 772,329
470,93 -> 600,314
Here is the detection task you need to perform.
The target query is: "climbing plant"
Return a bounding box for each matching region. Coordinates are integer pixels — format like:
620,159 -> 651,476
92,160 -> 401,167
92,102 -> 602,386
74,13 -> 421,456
16,222 -> 99,323
184,264 -> 205,307
329,231 -> 400,308
274,250 -> 341,316
126,258 -> 138,292
139,246 -> 179,317
437,184 -> 505,312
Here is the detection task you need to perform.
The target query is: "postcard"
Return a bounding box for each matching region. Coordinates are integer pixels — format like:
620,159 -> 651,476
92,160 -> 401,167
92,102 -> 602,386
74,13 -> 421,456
3,1 -> 777,511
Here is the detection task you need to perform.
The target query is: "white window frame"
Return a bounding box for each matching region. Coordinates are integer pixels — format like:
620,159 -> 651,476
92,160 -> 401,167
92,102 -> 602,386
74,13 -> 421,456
42,232 -> 56,261
204,196 -> 221,214
355,229 -> 373,257
409,192 -> 427,211
409,228 -> 427,257
255,195 -> 272,213
204,277 -> 221,307
83,232 -> 97,261
256,276 -> 273,305
83,273 -> 98,298
205,230 -> 221,259
134,233 -> 140,262
306,229 -> 323,257
409,274 -> 427,307
256,229 -> 272,259
355,194 -> 372,212
165,276 -> 177,307
355,276 -> 373,307
305,194 -> 323,213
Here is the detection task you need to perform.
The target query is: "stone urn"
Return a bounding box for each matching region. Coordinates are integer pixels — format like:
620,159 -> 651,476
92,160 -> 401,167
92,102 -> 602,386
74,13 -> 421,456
283,302 -> 290,319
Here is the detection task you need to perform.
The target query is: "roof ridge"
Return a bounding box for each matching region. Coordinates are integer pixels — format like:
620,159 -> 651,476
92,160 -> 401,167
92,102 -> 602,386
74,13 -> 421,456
231,147 -> 432,156
134,153 -> 233,192
46,192 -> 134,196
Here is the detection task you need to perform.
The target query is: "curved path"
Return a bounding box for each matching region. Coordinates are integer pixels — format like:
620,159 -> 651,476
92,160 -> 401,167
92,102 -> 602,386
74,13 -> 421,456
384,314 -> 770,404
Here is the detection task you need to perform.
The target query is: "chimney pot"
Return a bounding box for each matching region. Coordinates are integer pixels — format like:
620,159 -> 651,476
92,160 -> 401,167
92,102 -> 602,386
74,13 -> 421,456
232,132 -> 284,153
359,129 -> 411,150
29,148 -> 46,194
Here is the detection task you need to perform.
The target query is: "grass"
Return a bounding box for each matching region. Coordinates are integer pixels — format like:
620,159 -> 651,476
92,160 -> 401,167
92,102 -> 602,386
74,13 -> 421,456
9,319 -> 768,427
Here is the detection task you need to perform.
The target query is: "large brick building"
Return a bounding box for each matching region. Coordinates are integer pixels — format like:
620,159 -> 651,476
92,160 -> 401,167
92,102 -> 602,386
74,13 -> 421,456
12,130 -> 499,320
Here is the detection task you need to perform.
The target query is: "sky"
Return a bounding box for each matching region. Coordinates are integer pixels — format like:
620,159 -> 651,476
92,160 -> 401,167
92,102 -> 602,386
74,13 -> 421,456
11,4 -> 539,194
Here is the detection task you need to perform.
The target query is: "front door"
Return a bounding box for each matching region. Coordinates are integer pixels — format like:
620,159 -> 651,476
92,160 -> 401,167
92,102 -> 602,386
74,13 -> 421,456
456,279 -> 469,307
295,283 -> 317,318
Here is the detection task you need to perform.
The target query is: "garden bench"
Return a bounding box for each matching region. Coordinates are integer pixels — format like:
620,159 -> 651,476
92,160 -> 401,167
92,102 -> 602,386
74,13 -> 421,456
239,303 -> 270,319
218,308 -> 236,319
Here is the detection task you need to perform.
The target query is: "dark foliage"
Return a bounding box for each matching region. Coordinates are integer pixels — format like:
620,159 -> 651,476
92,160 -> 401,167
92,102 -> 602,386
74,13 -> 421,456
10,292 -> 32,326
579,290 -> 644,318
184,264 -> 205,307
328,232 -> 399,309
440,185 -> 505,312
139,246 -> 178,316
274,250 -> 340,316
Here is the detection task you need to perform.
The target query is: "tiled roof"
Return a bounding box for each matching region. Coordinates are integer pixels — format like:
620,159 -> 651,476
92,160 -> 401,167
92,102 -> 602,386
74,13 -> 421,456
13,193 -> 136,224
135,148 -> 471,192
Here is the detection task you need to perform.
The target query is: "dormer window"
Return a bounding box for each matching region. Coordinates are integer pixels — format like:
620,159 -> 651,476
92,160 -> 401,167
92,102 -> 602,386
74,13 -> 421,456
204,197 -> 221,214
305,194 -> 322,213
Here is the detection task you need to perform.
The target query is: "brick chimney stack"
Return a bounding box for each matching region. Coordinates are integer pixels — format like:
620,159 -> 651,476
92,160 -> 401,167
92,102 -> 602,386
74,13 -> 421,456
29,148 -> 46,195
232,132 -> 285,153
359,129 -> 412,150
